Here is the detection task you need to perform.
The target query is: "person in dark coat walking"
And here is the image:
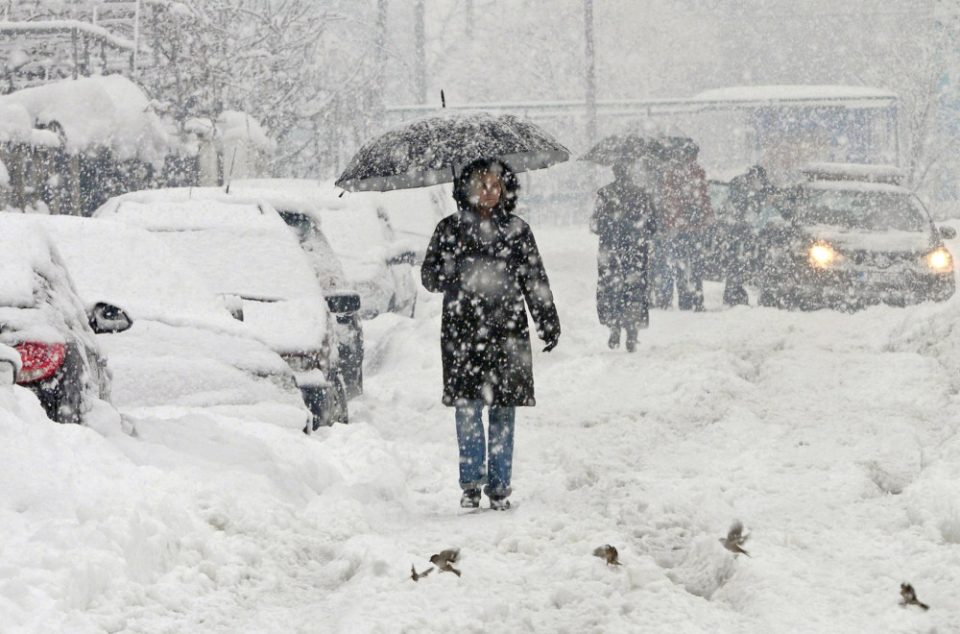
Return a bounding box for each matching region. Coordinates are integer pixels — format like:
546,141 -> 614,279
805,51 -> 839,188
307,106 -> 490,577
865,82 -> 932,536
651,139 -> 713,311
722,165 -> 773,306
590,161 -> 657,352
421,157 -> 561,511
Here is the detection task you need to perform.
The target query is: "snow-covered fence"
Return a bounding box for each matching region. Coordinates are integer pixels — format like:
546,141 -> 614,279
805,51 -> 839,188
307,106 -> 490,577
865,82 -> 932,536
0,20 -> 141,91
0,75 -> 186,216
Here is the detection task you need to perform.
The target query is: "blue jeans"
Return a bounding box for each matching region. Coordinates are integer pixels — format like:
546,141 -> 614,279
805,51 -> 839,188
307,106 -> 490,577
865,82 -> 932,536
455,402 -> 516,499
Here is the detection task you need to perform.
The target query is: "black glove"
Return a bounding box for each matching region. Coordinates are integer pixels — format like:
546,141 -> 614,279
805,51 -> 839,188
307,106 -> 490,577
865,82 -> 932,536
542,333 -> 559,353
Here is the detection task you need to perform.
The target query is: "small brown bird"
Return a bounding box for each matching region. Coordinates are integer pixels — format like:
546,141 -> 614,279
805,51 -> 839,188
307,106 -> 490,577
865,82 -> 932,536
900,583 -> 929,610
593,544 -> 622,566
719,520 -> 751,557
429,549 -> 461,577
410,564 -> 433,582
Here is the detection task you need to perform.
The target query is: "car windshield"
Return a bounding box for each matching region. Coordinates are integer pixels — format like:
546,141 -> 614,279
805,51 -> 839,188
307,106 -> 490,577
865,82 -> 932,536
795,190 -> 927,232
277,210 -> 347,290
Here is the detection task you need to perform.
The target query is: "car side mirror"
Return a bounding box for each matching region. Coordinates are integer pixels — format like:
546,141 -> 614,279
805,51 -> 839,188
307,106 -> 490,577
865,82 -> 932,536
89,302 -> 132,334
939,226 -> 957,240
325,291 -> 361,315
0,344 -> 20,385
387,250 -> 417,266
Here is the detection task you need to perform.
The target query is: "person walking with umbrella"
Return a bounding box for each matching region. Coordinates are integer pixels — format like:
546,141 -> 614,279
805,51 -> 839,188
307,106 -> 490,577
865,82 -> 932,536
721,165 -> 773,306
421,157 -> 561,511
651,138 -> 712,311
590,161 -> 657,351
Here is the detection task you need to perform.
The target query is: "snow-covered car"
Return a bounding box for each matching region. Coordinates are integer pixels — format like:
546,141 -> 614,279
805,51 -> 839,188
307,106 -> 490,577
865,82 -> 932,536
0,224 -> 110,423
757,167 -> 957,309
0,214 -> 312,430
268,207 -> 364,396
96,191 -> 350,428
347,185 -> 452,260
231,179 -> 420,319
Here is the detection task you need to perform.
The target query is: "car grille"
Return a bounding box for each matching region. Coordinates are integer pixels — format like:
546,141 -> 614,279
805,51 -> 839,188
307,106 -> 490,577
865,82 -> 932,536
847,250 -> 922,269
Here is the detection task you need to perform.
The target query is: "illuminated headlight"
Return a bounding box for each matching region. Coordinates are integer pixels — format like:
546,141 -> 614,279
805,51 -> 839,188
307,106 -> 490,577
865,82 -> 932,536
926,247 -> 953,273
808,242 -> 838,268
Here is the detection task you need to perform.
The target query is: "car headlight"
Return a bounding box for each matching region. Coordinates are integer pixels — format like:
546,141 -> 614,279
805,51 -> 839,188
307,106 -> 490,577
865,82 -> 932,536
808,242 -> 838,268
926,247 -> 953,273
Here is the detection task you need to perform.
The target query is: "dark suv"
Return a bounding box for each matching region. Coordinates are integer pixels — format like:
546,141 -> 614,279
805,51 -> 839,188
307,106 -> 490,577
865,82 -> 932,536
757,177 -> 956,309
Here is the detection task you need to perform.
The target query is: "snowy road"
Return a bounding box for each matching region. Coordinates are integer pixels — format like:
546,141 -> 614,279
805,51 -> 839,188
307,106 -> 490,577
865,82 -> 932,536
6,225 -> 960,633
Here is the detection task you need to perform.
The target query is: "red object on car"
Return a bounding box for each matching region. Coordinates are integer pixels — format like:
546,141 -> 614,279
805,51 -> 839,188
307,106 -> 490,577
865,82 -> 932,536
15,342 -> 66,384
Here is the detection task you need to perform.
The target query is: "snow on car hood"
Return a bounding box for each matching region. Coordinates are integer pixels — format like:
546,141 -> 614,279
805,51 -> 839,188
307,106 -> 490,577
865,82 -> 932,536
808,225 -> 934,253
98,320 -> 304,415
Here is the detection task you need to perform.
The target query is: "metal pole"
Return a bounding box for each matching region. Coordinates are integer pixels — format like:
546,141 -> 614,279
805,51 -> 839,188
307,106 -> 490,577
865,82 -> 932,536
584,0 -> 597,147
414,0 -> 426,105
133,0 -> 142,74
376,0 -> 388,125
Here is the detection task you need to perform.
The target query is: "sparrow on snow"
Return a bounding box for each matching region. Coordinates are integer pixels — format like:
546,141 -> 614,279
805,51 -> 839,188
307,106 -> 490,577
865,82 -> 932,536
429,549 -> 462,577
719,520 -> 751,557
900,583 -> 929,610
593,544 -> 622,566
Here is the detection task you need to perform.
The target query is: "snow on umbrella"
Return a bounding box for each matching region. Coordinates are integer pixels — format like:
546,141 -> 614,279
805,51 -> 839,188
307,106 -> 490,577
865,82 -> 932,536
335,112 -> 570,193
580,134 -> 666,166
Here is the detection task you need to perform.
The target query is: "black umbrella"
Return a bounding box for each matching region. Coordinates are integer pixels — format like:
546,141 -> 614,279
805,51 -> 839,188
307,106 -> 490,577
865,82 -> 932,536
336,112 -> 570,193
580,134 -> 666,166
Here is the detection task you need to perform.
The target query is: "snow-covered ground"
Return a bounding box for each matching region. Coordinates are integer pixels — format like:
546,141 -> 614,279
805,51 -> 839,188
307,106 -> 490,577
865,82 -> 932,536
4,224 -> 960,632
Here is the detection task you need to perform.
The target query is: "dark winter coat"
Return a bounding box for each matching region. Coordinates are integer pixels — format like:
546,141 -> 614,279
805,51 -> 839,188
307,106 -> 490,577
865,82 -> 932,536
726,171 -> 772,224
590,180 -> 657,327
654,160 -> 712,233
421,210 -> 560,407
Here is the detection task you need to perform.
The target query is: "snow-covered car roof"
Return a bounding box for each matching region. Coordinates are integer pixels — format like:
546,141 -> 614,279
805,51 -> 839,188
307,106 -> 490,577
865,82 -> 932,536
0,215 -> 245,334
228,179 -> 394,282
802,180 -> 913,196
344,184 -> 452,255
232,178 -> 447,254
801,162 -> 904,185
693,85 -> 896,106
97,191 -> 329,353
0,76 -> 173,164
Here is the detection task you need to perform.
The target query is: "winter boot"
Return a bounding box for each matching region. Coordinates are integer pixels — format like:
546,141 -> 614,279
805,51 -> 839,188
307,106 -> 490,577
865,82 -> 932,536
460,489 -> 481,509
625,325 -> 638,353
489,496 -> 511,511
607,327 -> 621,349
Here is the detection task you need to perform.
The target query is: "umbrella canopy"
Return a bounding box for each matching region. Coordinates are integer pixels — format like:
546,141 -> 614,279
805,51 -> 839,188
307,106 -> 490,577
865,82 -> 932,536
580,134 -> 666,166
336,112 -> 570,193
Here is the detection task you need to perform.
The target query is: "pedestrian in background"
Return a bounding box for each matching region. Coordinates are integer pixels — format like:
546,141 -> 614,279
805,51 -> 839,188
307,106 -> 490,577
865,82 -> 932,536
651,138 -> 713,311
591,161 -> 657,351
722,164 -> 773,306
